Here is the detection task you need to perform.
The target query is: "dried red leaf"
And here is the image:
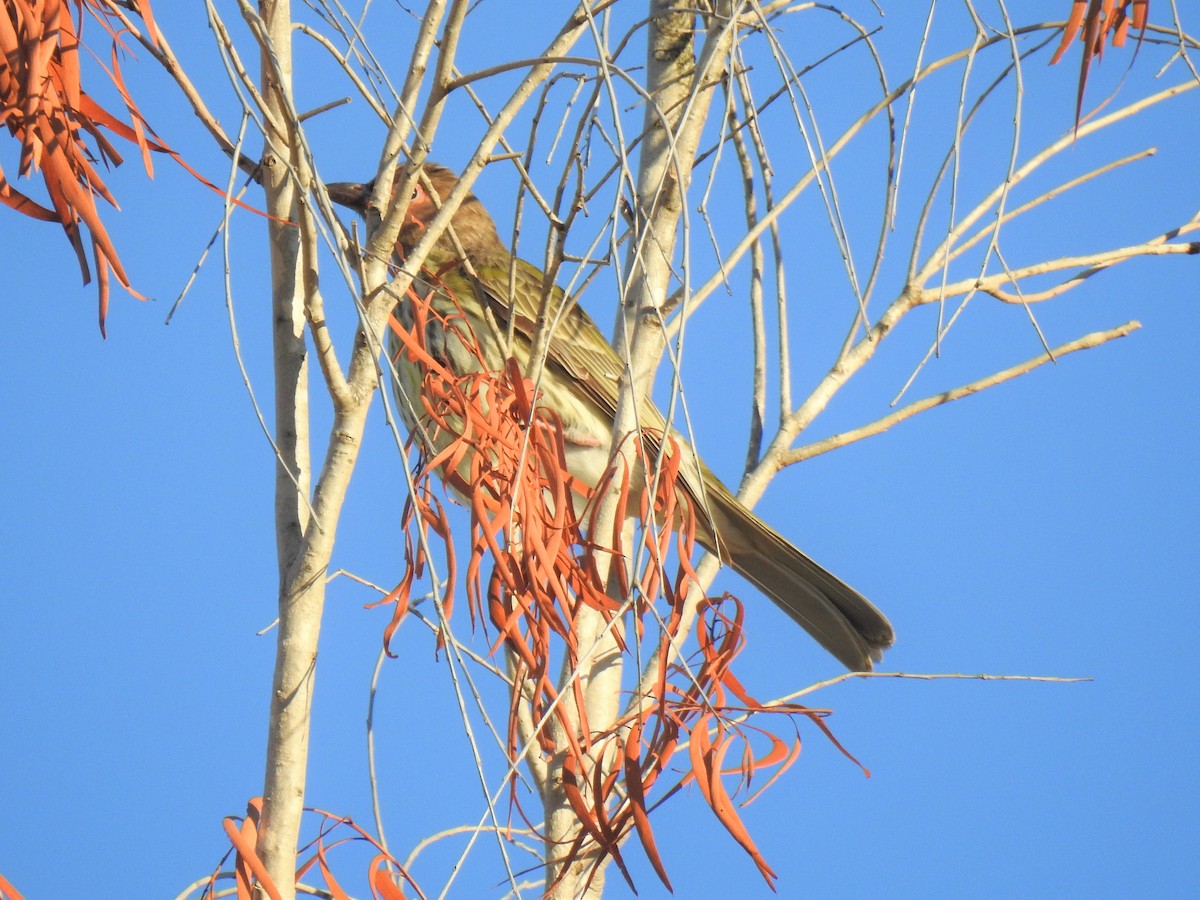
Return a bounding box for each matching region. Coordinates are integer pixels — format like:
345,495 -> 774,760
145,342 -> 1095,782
370,858 -> 412,900
2,0 -> 277,334
210,803 -> 425,900
1050,1 -> 1150,131
622,722 -> 673,890
0,872 -> 29,900
306,808 -> 428,900
1,0 -> 164,333
221,800 -> 282,900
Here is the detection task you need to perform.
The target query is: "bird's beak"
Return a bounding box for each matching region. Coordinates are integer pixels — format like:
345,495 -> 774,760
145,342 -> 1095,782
326,181 -> 373,213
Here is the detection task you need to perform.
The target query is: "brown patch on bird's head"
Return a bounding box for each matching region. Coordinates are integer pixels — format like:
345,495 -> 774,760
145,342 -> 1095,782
400,164 -> 506,260
329,163 -> 508,261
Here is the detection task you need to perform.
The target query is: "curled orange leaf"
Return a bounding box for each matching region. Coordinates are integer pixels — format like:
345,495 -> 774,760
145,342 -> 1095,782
1050,1 -> 1150,130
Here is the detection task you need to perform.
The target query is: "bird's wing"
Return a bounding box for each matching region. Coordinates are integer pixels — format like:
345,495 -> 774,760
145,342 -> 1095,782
467,255 -> 668,431
444,252 -> 895,670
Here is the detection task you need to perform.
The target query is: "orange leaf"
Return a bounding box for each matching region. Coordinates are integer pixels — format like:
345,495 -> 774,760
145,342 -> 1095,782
221,811 -> 282,900
1049,1 -> 1151,131
0,872 -> 29,900
371,859 -> 411,900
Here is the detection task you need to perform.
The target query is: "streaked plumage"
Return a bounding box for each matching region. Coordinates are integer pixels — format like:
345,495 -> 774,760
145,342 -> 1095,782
328,164 -> 895,670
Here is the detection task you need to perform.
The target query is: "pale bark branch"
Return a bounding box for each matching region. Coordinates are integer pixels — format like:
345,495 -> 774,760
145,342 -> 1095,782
254,1 -> 316,895
914,79 -> 1199,289
784,321 -> 1143,465
953,237 -> 1200,304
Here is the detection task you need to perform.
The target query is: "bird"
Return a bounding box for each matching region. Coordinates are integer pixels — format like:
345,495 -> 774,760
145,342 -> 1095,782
327,163 -> 895,671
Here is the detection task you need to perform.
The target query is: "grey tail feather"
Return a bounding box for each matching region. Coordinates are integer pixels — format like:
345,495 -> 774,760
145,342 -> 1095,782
698,484 -> 895,671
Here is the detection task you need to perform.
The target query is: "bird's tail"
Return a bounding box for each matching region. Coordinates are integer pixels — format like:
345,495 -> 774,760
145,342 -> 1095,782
695,479 -> 895,671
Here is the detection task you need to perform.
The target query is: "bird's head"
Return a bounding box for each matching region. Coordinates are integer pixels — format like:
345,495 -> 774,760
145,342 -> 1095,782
327,163 -> 505,259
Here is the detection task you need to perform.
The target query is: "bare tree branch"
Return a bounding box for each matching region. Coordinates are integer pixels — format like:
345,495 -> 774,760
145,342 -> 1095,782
784,321 -> 1143,465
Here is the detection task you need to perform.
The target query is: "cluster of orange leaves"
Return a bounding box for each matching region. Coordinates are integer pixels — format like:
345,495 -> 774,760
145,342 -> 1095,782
373,275 -> 864,893
0,0 -> 165,333
1051,1 -> 1150,125
203,798 -> 425,900
0,873 -> 27,900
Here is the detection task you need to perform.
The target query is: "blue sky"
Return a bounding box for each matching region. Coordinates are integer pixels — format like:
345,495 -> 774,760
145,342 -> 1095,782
2,4 -> 1198,898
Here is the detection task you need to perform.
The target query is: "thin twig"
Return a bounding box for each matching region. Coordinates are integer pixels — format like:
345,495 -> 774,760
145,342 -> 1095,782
784,321 -> 1142,465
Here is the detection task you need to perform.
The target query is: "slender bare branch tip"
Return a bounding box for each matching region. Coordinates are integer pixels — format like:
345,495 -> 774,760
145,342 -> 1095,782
297,97 -> 353,122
